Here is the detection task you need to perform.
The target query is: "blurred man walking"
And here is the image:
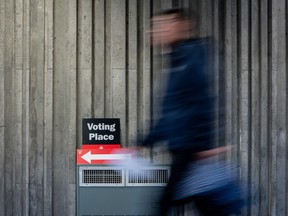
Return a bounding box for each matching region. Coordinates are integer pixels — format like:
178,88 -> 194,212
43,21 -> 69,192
138,8 -> 246,216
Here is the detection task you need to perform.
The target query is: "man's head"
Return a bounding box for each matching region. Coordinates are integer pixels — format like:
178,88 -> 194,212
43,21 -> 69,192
148,8 -> 197,47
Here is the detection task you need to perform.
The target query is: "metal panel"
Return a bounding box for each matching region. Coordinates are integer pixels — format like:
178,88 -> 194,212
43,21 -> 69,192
77,165 -> 166,216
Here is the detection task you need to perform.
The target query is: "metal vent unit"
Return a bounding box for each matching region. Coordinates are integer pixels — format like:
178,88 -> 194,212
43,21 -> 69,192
127,166 -> 169,186
81,215 -> 157,216
79,167 -> 124,186
77,165 -> 170,216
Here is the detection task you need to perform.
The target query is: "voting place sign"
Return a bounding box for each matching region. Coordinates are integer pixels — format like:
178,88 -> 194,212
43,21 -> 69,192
82,118 -> 121,145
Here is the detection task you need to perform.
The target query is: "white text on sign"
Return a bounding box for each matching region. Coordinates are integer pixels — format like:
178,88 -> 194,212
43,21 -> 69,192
87,123 -> 116,131
87,123 -> 116,141
89,133 -> 114,141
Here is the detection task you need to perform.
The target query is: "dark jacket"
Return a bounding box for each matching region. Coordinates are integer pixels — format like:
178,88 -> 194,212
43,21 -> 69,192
141,38 -> 216,153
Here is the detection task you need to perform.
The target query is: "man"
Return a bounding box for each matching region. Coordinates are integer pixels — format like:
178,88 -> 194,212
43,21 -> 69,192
138,8 -> 246,216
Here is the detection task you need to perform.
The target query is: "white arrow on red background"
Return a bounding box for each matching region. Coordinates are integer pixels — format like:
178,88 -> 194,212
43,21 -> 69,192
81,151 -> 132,164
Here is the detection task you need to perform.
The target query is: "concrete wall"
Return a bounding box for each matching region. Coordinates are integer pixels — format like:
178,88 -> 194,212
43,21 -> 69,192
0,0 -> 287,215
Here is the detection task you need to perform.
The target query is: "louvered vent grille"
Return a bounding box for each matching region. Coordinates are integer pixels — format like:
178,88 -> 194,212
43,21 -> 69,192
79,167 -> 124,186
81,215 -> 155,216
127,167 -> 170,186
79,166 -> 169,187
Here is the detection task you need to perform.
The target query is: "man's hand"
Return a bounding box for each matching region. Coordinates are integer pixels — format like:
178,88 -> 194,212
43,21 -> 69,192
195,145 -> 232,160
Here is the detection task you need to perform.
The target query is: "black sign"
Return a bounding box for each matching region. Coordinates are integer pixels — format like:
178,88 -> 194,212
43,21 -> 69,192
82,118 -> 121,145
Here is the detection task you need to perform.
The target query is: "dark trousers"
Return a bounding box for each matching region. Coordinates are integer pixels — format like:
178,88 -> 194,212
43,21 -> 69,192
158,152 -> 192,216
